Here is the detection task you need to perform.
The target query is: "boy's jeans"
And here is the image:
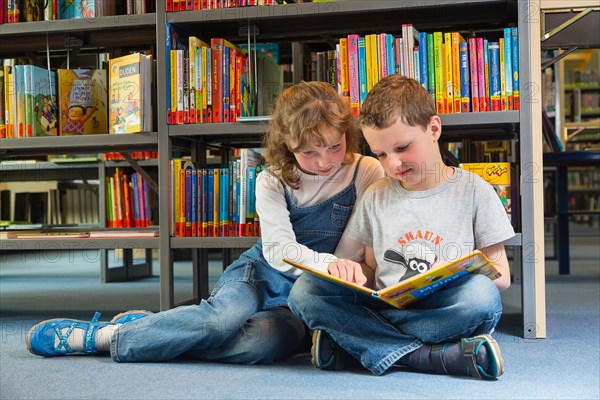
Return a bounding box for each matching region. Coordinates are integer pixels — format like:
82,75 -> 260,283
288,273 -> 502,375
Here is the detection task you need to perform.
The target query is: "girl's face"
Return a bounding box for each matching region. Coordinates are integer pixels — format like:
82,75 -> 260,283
293,129 -> 346,176
363,116 -> 442,191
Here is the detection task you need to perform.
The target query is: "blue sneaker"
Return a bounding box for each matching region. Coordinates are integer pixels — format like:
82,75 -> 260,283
311,329 -> 345,370
110,310 -> 153,324
26,312 -> 113,357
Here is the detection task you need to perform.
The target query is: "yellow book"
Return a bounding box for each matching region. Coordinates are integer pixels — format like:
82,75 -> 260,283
109,53 -> 148,134
170,49 -> 178,124
370,34 -> 379,87
188,37 -> 210,124
284,250 -> 501,309
171,159 -> 185,237
4,66 -> 14,138
433,32 -> 444,114
451,32 -> 465,113
460,162 -> 512,223
339,37 -> 350,106
365,34 -> 373,92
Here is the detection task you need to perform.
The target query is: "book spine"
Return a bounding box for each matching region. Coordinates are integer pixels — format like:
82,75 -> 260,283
511,27 -> 520,110
503,28 -> 513,110
476,37 -> 486,113
451,32 -> 462,113
339,38 -> 350,108
468,37 -> 479,112
489,42 -> 501,111
433,32 -> 444,114
191,168 -> 198,236
357,36 -> 367,106
347,34 -> 360,117
419,31 -> 428,91
459,42 -> 471,112
223,46 -> 230,123
443,33 -> 453,113
211,38 -> 224,123
213,168 -> 220,237
426,34 -> 435,102
499,38 -> 506,111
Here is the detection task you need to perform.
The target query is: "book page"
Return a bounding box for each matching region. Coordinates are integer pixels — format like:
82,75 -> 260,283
282,258 -> 376,297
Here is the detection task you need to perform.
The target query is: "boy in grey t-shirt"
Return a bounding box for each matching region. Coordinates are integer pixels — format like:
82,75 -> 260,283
289,75 -> 515,379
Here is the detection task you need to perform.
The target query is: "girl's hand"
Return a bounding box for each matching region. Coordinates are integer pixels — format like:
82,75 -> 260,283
327,259 -> 367,286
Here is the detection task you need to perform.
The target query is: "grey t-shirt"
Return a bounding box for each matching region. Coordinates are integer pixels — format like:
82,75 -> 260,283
346,167 -> 515,290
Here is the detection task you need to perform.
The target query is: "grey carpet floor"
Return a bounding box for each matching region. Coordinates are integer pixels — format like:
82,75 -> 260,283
1,228 -> 599,399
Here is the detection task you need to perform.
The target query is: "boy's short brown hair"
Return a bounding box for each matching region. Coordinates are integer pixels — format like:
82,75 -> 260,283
358,75 -> 436,131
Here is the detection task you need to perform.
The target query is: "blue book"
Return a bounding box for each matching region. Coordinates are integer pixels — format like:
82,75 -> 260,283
386,34 -> 395,78
419,31 -> 429,91
165,23 -> 190,124
488,42 -> 501,111
358,37 -> 367,105
503,27 -> 513,110
459,41 -> 471,112
511,27 -> 519,110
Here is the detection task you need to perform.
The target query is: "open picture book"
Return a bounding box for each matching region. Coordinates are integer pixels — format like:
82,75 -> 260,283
283,250 -> 502,309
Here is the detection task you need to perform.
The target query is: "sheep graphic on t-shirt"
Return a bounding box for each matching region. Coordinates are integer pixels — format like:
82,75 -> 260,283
383,241 -> 438,281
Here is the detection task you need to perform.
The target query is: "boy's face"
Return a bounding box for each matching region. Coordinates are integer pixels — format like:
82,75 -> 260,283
293,129 -> 346,176
363,116 -> 442,191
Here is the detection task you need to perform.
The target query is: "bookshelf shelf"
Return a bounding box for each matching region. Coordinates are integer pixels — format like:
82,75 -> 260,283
0,133 -> 159,157
168,0 -> 512,42
0,161 -> 100,182
0,237 -> 159,251
167,111 -> 520,140
171,237 -> 259,249
0,14 -> 157,57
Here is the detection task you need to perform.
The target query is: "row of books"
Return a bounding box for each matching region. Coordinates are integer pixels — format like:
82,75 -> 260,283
103,152 -> 159,161
171,148 -> 263,237
166,0 -> 276,12
166,25 -> 257,125
1,52 -> 152,138
106,168 -> 158,228
1,0 -> 154,24
315,26 -> 520,116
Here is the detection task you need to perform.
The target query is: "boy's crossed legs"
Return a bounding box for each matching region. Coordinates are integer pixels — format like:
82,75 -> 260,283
288,273 -> 504,378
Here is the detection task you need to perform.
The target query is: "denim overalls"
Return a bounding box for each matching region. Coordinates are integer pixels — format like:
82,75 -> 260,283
111,157 -> 364,363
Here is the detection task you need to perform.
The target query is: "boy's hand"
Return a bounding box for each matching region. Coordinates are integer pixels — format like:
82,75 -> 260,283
327,259 -> 367,286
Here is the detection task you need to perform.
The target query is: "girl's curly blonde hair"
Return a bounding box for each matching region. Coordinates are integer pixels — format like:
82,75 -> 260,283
263,81 -> 359,189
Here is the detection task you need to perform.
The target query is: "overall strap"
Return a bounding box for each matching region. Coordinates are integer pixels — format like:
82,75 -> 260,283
350,155 -> 364,185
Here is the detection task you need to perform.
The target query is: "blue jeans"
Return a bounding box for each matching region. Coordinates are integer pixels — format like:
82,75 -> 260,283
288,273 -> 503,375
111,249 -> 305,363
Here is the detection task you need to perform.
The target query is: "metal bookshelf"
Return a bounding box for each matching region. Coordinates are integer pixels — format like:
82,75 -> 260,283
155,0 -> 547,338
1,0 -> 549,338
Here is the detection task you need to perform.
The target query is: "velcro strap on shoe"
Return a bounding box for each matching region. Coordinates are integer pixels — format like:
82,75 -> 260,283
430,344 -> 449,374
462,339 -> 483,379
83,312 -> 102,353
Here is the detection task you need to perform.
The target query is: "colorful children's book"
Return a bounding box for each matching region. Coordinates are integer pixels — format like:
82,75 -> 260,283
58,69 -> 108,135
59,0 -> 95,19
283,250 -> 501,309
109,53 -> 151,134
24,65 -> 58,137
460,162 -> 512,223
